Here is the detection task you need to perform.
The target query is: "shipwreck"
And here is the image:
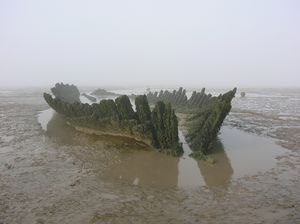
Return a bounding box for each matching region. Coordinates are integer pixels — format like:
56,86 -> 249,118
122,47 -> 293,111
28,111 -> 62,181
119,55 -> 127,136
43,83 -> 236,158
145,87 -> 236,156
44,83 -> 182,156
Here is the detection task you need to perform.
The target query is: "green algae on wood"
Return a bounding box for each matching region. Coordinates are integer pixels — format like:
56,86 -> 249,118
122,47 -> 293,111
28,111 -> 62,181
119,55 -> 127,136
145,87 -> 237,156
51,83 -> 81,103
186,88 -> 237,154
44,85 -> 183,155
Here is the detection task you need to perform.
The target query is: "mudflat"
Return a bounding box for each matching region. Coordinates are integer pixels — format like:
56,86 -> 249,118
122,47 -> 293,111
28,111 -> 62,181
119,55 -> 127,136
0,88 -> 299,224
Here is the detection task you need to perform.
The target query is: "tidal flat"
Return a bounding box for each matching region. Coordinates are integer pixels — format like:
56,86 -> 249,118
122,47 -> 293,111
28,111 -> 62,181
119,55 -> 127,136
0,88 -> 299,224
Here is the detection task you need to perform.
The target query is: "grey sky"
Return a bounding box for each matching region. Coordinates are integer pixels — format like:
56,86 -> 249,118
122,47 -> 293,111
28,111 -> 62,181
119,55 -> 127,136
0,0 -> 299,87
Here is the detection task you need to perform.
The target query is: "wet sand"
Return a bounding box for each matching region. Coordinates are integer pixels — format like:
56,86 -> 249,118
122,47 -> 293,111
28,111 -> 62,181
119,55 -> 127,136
0,89 -> 299,223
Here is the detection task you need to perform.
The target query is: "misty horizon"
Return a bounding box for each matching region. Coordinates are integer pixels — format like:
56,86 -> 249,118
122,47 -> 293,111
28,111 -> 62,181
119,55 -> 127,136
1,0 -> 299,87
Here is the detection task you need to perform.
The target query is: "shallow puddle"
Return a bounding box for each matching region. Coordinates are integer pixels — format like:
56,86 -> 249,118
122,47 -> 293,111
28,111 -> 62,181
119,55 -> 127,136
38,109 -> 287,189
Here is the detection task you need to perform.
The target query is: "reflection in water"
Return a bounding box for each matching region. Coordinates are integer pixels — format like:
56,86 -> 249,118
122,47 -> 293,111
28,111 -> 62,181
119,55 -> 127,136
107,151 -> 179,188
197,140 -> 233,188
178,131 -> 233,189
219,126 -> 286,178
46,113 -> 76,144
39,109 -> 180,187
178,131 -> 205,188
38,108 -> 54,131
39,109 -> 152,148
38,109 -> 287,190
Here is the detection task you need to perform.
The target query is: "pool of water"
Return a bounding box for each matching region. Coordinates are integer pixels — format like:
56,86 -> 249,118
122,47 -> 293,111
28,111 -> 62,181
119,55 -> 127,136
38,108 -> 287,189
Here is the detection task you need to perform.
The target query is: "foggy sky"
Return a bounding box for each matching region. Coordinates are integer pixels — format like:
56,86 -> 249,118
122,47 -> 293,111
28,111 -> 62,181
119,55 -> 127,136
1,0 -> 300,87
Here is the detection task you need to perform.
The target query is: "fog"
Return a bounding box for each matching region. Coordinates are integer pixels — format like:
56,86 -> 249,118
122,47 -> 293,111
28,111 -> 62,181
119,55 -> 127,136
0,0 -> 299,87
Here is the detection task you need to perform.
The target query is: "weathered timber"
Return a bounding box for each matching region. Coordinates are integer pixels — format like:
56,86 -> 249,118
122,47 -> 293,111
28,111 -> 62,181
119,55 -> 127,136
186,88 -> 236,154
152,102 -> 180,152
144,87 -> 237,155
146,87 -> 212,108
43,84 -> 182,155
51,83 -> 80,103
